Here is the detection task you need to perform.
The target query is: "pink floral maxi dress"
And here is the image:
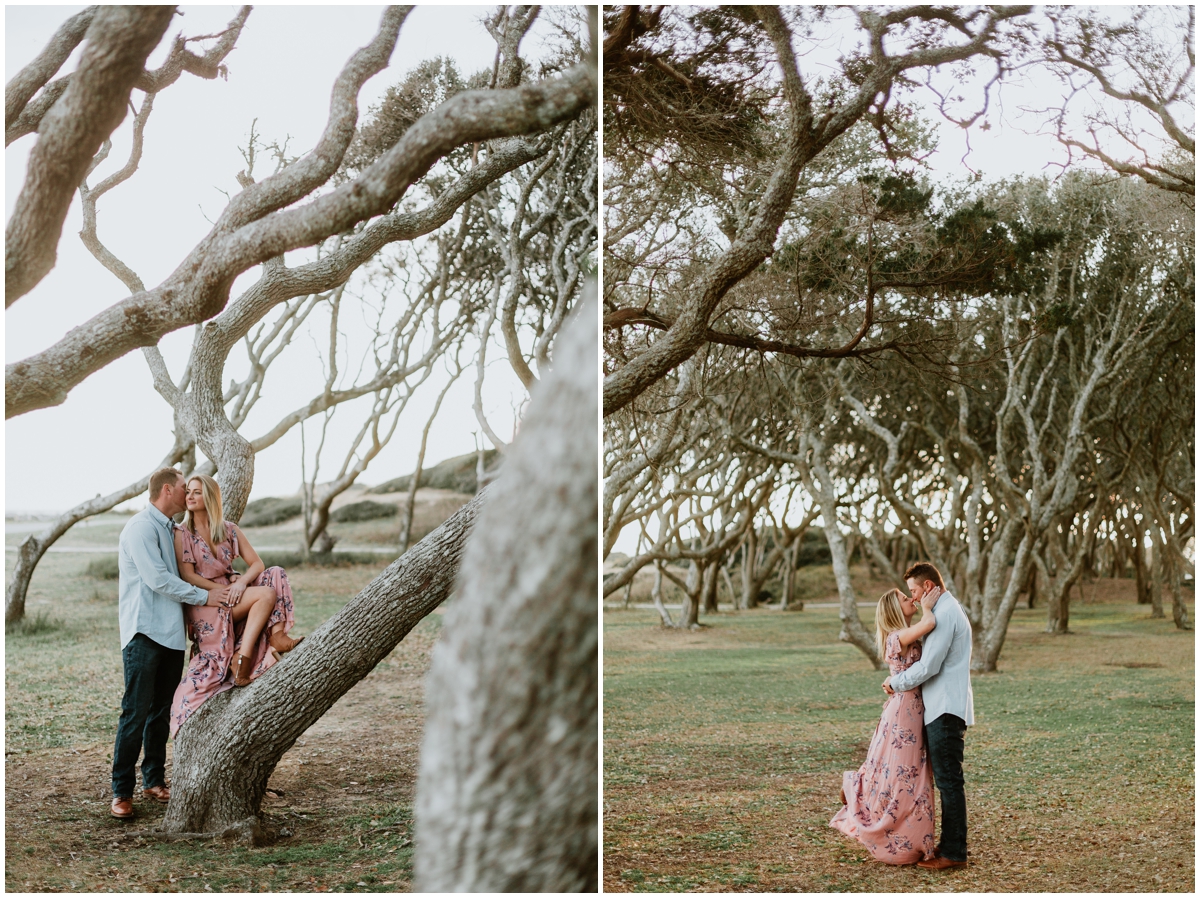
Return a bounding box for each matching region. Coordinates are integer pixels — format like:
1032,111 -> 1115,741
829,632 -> 936,864
169,522 -> 297,737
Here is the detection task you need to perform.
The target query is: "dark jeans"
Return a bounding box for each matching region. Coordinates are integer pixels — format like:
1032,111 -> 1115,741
112,633 -> 183,799
925,713 -> 967,861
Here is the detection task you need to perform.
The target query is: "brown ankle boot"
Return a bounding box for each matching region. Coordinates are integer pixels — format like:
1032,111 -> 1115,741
270,630 -> 303,654
231,653 -> 253,686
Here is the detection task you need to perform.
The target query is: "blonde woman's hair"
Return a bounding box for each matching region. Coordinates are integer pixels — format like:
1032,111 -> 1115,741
183,474 -> 228,546
874,588 -> 908,657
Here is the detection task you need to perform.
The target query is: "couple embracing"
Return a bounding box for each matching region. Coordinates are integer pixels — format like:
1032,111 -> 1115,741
110,468 -> 304,820
831,562 -> 974,871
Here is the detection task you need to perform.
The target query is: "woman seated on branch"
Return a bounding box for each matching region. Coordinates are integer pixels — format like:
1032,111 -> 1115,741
168,474 -> 303,736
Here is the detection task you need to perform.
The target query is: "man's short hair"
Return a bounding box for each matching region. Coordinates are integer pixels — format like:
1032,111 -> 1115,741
904,561 -> 945,590
148,467 -> 182,501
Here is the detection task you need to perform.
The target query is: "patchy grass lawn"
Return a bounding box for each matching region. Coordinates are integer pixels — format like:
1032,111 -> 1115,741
6,550 -> 439,892
603,589 -> 1195,892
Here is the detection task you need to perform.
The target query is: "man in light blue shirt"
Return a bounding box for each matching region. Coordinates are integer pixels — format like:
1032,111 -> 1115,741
883,562 -> 974,870
111,468 -> 230,820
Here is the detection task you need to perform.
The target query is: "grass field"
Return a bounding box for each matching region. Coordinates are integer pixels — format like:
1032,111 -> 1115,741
604,582 -> 1195,892
6,545 -> 442,892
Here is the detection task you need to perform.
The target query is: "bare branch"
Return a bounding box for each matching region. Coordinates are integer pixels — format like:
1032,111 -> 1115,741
4,5 -> 97,127
6,59 -> 595,418
5,5 -> 176,304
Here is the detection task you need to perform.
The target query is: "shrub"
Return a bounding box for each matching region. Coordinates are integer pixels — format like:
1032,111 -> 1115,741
7,611 -> 62,636
369,449 -> 501,495
330,501 -> 397,523
795,528 -> 832,567
240,497 -> 303,527
86,555 -> 120,580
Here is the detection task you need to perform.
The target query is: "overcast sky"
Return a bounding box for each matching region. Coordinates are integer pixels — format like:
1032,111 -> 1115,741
6,5 -> 577,513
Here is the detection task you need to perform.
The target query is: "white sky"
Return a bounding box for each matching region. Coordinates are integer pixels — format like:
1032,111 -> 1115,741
6,5 -> 577,513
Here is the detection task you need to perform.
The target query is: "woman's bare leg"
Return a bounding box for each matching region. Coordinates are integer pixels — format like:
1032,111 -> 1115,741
230,586 -> 276,655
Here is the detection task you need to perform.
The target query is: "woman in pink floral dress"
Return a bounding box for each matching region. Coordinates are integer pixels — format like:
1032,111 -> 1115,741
830,587 -> 938,864
168,474 -> 303,737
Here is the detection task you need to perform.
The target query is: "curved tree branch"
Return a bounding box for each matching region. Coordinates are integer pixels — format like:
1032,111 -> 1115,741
4,5 -> 98,127
5,5 -> 176,304
6,59 -> 595,419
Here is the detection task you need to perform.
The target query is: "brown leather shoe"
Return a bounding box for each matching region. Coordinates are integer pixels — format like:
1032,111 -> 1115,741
918,856 -> 967,870
111,797 -> 134,819
232,653 -> 254,686
143,785 -> 170,803
269,630 -> 303,654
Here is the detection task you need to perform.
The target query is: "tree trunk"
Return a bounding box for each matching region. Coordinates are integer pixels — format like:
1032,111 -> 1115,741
974,529 -> 1033,672
824,518 -> 881,668
651,562 -> 673,627
676,565 -> 701,629
161,490 -> 485,835
1167,551 -> 1192,631
1130,527 -> 1152,605
1043,527 -> 1093,636
740,529 -> 757,609
676,561 -> 702,628
414,291 -> 596,892
1148,539 -> 1167,619
780,536 -> 796,610
720,564 -> 736,609
1025,561 -> 1038,610
804,435 -> 880,668
701,561 -> 719,614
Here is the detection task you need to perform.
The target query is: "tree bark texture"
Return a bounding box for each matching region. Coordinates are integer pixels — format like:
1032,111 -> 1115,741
973,528 -> 1034,672
6,5 -> 175,304
739,530 -> 757,609
805,429 -> 881,668
414,291 -> 597,892
4,5 -> 97,128
161,488 -> 485,834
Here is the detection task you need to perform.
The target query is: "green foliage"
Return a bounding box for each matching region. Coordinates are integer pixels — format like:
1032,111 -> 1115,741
6,611 -> 62,637
603,6 -> 770,164
795,529 -> 832,567
1035,302 -> 1077,331
340,57 -> 470,176
240,497 -> 303,527
85,555 -> 120,580
330,501 -> 397,524
866,172 -> 933,215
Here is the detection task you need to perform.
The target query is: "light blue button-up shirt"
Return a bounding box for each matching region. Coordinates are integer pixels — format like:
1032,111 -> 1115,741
889,591 -> 976,727
117,504 -> 208,650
